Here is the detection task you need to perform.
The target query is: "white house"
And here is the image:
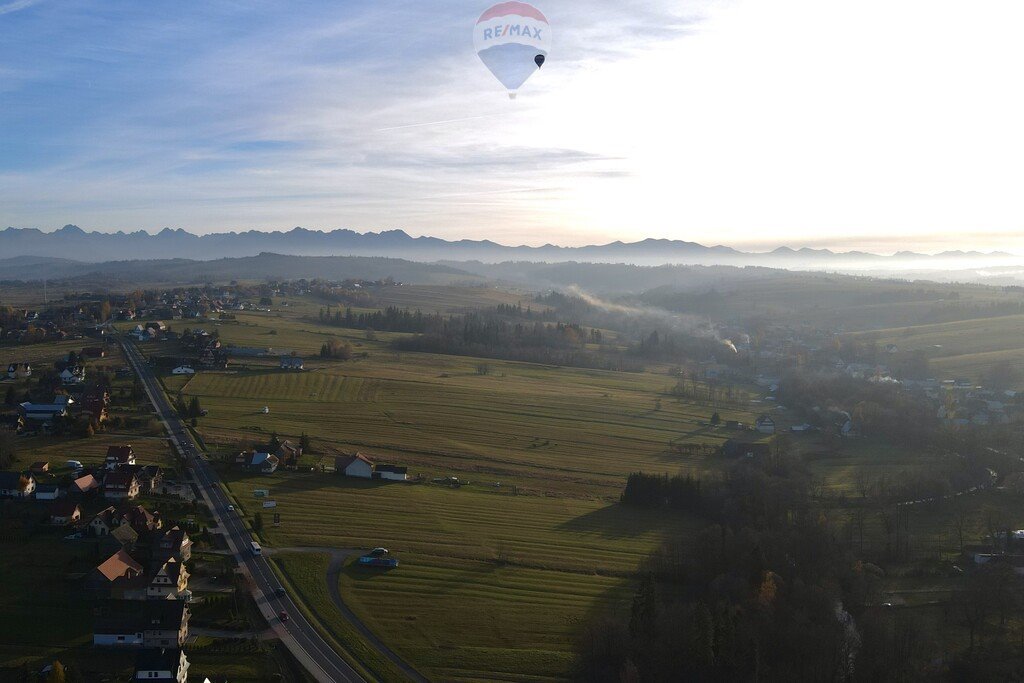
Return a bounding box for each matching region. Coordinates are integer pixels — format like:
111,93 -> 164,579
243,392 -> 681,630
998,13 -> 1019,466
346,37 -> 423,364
335,453 -> 373,479
755,415 -> 776,434
60,366 -> 86,385
171,365 -> 195,375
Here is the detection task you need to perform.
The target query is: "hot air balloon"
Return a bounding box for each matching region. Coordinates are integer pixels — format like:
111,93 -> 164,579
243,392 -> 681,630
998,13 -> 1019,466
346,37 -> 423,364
473,2 -> 550,99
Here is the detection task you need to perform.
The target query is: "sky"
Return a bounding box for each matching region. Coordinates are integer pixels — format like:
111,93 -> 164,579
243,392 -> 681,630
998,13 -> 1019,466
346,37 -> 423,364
2,0 -> 1024,253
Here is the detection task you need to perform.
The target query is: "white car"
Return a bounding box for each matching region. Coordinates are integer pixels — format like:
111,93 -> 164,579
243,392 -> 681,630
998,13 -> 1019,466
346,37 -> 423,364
227,504 -> 235,512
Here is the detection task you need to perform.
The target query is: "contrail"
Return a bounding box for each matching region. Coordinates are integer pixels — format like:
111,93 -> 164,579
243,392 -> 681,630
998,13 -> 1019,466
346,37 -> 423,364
375,113 -> 505,132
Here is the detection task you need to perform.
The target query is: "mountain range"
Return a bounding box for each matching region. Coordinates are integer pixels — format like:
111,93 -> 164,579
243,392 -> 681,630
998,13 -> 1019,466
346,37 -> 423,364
0,225 -> 1012,267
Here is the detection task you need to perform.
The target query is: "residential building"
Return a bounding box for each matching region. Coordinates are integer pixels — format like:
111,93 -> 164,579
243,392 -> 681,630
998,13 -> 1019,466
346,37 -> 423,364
335,453 -> 373,479
86,549 -> 144,597
72,473 -> 101,495
0,471 -> 36,498
60,366 -> 86,385
132,648 -> 189,682
155,526 -> 192,563
279,356 -> 304,370
147,558 -> 190,600
237,451 -> 279,474
50,500 -> 82,525
104,471 -> 141,501
93,600 -> 190,649
105,445 -> 137,470
7,362 -> 31,379
35,484 -> 61,500
755,415 -> 776,434
171,365 -> 195,375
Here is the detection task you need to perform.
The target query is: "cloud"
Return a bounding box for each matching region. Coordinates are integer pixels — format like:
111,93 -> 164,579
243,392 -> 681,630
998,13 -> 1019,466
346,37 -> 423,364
0,0 -> 43,15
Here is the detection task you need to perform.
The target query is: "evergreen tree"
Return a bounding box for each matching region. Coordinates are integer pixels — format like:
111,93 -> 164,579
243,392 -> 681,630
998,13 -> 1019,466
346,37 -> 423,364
629,574 -> 658,640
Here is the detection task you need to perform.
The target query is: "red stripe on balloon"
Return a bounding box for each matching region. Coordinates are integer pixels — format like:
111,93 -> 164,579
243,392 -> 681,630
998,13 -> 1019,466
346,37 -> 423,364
477,2 -> 548,24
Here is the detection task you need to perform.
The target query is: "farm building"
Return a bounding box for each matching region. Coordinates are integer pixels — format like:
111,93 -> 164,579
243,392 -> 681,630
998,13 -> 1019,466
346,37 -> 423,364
171,365 -> 195,375
19,395 -> 74,426
279,356 -> 304,371
335,453 -> 374,479
375,464 -> 409,481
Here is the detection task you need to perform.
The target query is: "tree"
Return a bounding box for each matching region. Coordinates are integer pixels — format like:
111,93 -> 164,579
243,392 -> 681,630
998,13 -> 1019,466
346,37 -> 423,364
45,660 -> 66,683
629,573 -> 658,639
299,432 -> 312,453
0,434 -> 16,469
4,385 -> 16,406
253,512 -> 264,533
710,412 -> 720,426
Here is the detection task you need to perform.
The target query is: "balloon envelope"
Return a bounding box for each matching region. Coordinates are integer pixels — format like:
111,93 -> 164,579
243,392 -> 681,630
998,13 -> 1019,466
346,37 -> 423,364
474,2 -> 550,96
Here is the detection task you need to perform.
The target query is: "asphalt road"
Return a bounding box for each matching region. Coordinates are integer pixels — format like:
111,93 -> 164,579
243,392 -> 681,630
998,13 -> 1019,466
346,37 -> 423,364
122,341 -> 366,683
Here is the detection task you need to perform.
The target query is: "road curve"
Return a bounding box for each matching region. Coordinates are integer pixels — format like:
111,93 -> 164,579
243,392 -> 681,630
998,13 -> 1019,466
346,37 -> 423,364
122,341 -> 367,683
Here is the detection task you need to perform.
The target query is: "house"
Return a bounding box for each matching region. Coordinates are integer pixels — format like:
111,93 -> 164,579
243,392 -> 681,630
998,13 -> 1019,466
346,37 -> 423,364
121,504 -> 162,535
7,362 -> 31,379
375,464 -> 409,482
335,453 -> 373,479
60,366 -> 86,385
105,445 -> 137,470
171,365 -> 195,375
147,558 -> 190,600
237,451 -> 279,474
755,415 -> 776,434
104,472 -> 141,501
279,356 -> 304,371
119,464 -> 163,494
0,471 -> 36,498
277,440 -> 302,467
50,500 -> 82,525
86,549 -> 145,596
35,484 -> 61,500
29,460 -> 49,473
132,648 -> 189,683
90,506 -> 121,536
155,526 -> 192,563
18,395 -> 74,426
93,600 -> 190,649
72,473 -> 101,495
99,523 -> 140,555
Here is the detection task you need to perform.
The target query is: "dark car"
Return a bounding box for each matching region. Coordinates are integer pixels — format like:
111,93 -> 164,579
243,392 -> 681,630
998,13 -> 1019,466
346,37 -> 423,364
279,611 -> 289,622
275,587 -> 286,597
